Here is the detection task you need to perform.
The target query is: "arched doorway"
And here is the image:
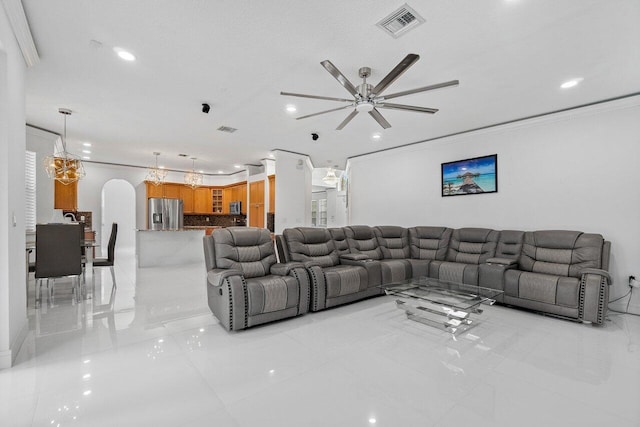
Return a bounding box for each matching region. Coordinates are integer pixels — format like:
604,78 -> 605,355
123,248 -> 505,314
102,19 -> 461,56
101,179 -> 136,255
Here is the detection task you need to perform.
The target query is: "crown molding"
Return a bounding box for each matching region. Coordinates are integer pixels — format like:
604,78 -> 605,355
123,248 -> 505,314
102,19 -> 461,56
1,0 -> 39,67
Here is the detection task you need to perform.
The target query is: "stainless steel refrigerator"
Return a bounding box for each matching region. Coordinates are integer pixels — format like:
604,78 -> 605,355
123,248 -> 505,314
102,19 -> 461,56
148,198 -> 184,230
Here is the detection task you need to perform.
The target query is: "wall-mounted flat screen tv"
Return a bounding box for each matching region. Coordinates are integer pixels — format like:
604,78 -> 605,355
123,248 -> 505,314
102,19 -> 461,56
441,154 -> 498,197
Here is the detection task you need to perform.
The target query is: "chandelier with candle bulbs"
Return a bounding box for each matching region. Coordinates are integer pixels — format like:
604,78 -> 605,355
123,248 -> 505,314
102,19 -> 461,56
44,108 -> 85,185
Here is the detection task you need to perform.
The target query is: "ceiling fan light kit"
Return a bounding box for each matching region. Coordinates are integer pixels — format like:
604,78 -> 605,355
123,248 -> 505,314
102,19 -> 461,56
281,53 -> 459,130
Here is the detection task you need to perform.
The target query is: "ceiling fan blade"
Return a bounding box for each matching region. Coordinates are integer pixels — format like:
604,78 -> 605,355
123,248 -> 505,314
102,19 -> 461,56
280,91 -> 353,103
377,103 -> 438,114
296,104 -> 353,120
371,53 -> 420,96
381,80 -> 459,101
320,60 -> 359,97
336,110 -> 358,130
368,108 -> 391,129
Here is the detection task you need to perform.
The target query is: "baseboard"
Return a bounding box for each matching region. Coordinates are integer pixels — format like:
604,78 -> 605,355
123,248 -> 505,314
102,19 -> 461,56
0,317 -> 29,369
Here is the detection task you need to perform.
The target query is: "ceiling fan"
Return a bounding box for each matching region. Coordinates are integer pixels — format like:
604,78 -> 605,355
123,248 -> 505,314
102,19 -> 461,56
281,53 -> 459,130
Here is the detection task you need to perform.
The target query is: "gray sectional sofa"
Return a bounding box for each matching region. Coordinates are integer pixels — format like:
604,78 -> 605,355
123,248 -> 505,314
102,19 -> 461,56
277,225 -> 611,325
204,225 -> 611,331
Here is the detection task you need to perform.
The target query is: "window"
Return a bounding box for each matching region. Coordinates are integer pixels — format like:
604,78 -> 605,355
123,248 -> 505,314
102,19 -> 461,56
311,198 -> 327,227
25,151 -> 36,232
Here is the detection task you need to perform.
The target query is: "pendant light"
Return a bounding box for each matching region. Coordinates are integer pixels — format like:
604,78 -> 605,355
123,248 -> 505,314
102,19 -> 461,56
44,108 -> 85,185
184,157 -> 203,189
146,152 -> 167,186
322,167 -> 339,186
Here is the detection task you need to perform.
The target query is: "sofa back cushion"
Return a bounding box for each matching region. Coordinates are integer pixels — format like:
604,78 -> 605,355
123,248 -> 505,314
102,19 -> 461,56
213,227 -> 276,278
283,227 -> 339,268
408,226 -> 452,260
374,226 -> 410,259
520,230 -> 603,277
496,230 -> 525,260
345,225 -> 382,260
328,227 -> 350,256
447,228 -> 498,265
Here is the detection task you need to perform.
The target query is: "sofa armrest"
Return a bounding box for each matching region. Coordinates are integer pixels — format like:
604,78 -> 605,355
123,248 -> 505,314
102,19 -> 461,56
580,268 -> 612,285
207,269 -> 243,287
340,253 -> 370,261
270,262 -> 304,276
302,260 -> 322,269
486,257 -> 518,267
580,268 -> 611,324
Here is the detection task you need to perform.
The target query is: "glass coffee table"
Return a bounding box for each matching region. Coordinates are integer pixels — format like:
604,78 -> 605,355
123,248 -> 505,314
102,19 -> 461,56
380,277 -> 504,334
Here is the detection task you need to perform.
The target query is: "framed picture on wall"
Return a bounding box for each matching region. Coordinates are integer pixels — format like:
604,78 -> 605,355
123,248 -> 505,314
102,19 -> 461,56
441,154 -> 498,197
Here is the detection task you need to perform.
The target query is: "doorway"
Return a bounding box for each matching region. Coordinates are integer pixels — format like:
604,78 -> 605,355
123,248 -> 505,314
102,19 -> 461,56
101,179 -> 136,255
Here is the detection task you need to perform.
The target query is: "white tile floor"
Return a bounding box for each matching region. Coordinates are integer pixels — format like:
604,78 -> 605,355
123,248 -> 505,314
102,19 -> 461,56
2,252 -> 639,426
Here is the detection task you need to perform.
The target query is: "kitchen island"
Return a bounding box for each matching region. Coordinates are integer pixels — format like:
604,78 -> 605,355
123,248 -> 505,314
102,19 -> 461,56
136,229 -> 208,268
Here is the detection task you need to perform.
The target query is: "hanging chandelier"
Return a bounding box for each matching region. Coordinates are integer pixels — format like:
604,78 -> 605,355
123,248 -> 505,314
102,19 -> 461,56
146,152 -> 167,186
322,167 -> 339,186
44,108 -> 85,185
184,157 -> 203,189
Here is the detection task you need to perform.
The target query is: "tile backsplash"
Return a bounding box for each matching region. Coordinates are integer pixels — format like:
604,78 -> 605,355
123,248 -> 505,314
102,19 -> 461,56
184,214 -> 246,227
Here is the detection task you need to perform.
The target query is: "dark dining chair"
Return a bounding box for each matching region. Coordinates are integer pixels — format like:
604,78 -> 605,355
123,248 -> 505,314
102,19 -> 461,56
35,223 -> 83,306
93,223 -> 117,286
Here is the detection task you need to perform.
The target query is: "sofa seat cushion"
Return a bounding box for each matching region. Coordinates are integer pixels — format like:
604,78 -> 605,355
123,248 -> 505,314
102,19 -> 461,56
246,275 -> 300,316
504,270 -> 580,308
323,265 -> 368,298
429,261 -> 479,285
380,259 -> 412,284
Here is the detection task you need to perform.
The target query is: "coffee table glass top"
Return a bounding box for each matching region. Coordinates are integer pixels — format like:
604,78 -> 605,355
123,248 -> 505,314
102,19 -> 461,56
380,277 -> 503,311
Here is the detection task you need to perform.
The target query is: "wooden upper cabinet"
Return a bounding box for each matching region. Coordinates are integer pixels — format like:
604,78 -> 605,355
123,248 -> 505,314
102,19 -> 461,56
222,187 -> 232,214
163,183 -> 180,199
180,186 -> 194,213
194,187 -> 213,213
268,175 -> 275,213
146,182 -> 164,198
54,180 -> 77,211
238,183 -> 247,213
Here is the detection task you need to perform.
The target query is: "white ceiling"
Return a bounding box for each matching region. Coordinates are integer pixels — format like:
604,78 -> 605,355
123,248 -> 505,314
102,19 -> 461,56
22,0 -> 640,174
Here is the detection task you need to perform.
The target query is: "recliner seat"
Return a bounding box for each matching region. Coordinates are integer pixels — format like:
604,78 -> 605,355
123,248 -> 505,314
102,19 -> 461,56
204,227 -> 310,330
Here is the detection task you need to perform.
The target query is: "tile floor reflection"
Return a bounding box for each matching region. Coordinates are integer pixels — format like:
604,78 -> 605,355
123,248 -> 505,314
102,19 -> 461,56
1,251 -> 639,426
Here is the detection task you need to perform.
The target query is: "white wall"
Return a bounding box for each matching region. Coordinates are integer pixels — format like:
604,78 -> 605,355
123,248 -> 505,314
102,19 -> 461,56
0,6 -> 28,368
102,179 -> 136,253
274,150 -> 312,234
348,97 -> 640,314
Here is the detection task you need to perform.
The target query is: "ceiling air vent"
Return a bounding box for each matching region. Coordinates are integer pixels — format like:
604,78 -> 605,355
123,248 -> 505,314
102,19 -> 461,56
376,3 -> 425,38
217,126 -> 237,133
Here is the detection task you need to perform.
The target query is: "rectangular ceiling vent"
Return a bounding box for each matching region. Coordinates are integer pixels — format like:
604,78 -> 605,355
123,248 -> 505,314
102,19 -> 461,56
217,126 -> 237,133
376,3 -> 425,38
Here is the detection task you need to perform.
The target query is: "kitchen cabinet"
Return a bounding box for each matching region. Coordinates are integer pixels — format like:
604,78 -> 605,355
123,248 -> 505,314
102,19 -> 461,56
268,175 -> 275,213
163,183 -> 181,199
212,188 -> 223,213
145,182 -> 164,198
194,188 -> 212,213
54,180 -> 77,210
249,181 -> 264,228
180,186 -> 194,213
222,182 -> 247,214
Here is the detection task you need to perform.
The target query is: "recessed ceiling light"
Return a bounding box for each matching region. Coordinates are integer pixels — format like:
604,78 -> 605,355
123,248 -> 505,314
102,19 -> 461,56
113,47 -> 136,62
285,104 -> 297,113
82,150 -> 91,154
268,153 -> 275,158
218,170 -> 224,174
560,78 -> 583,89
198,170 -> 204,173
83,142 -> 92,147
159,165 -> 165,169
234,164 -> 241,169
82,156 -> 90,160
372,133 -> 382,140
